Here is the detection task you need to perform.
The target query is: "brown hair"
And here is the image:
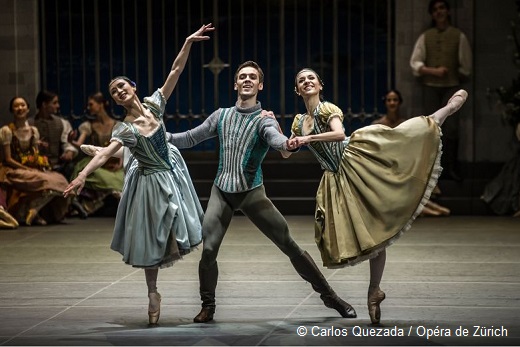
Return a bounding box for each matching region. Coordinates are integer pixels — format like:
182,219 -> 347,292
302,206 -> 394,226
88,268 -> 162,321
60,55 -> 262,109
294,68 -> 325,101
234,61 -> 264,83
108,76 -> 136,91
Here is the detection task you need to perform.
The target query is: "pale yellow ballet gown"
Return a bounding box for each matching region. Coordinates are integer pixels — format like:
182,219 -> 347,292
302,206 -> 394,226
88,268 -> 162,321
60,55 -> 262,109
291,102 -> 441,268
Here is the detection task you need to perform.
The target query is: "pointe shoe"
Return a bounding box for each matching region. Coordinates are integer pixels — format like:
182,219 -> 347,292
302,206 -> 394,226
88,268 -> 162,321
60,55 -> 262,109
321,294 -> 357,318
447,89 -> 468,115
428,201 -> 451,216
148,292 -> 161,325
80,144 -> 99,157
367,288 -> 386,324
421,204 -> 442,217
193,306 -> 215,323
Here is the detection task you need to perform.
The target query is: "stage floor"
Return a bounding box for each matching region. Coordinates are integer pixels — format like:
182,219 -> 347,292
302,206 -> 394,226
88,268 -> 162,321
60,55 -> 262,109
0,215 -> 519,346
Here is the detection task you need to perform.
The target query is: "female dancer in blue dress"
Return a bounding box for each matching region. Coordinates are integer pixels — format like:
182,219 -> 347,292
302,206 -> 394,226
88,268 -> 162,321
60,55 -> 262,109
64,23 -> 214,325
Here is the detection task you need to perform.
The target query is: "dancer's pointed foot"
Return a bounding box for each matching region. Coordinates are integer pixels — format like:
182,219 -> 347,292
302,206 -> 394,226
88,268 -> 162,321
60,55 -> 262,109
368,287 -> 386,324
447,89 -> 468,116
148,292 -> 161,325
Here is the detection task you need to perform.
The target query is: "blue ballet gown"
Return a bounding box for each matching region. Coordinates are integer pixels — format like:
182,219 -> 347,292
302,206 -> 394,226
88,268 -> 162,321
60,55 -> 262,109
110,90 -> 203,268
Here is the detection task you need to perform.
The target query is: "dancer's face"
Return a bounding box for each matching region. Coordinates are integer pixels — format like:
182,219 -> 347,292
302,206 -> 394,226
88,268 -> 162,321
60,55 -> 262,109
87,98 -> 103,116
42,96 -> 60,115
295,70 -> 323,98
11,97 -> 30,120
384,92 -> 401,113
234,66 -> 263,99
109,79 -> 136,106
431,1 -> 449,23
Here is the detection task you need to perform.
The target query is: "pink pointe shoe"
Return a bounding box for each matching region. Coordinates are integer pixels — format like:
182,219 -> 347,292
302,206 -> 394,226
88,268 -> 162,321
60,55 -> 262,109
148,292 -> 161,325
447,89 -> 468,116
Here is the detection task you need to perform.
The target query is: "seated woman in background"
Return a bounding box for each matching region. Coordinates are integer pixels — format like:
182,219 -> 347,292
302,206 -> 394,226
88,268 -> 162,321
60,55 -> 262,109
372,89 -> 450,217
70,92 -> 124,216
0,96 -> 71,225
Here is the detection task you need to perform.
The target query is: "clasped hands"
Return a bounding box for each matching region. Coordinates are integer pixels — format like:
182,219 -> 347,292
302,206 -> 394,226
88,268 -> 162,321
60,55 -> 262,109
286,136 -> 311,150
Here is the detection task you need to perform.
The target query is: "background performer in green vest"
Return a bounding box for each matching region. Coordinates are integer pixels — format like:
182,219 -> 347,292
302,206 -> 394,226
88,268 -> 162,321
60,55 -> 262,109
410,0 -> 472,182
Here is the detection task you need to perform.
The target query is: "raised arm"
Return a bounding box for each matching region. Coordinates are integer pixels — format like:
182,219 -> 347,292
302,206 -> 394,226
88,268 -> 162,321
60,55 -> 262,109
160,24 -> 214,100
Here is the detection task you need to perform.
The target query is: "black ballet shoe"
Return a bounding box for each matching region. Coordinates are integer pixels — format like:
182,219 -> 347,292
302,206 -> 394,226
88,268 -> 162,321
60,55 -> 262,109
322,294 -> 357,318
193,306 -> 215,323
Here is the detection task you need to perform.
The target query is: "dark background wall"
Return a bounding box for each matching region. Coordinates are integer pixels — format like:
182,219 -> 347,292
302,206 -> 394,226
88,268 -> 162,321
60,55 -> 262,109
1,0 -> 518,163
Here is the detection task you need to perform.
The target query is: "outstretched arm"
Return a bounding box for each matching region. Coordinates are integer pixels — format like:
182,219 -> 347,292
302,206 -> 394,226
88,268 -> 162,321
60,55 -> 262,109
160,24 -> 214,100
167,110 -> 220,148
260,111 -> 297,158
64,140 -> 122,197
80,144 -> 124,158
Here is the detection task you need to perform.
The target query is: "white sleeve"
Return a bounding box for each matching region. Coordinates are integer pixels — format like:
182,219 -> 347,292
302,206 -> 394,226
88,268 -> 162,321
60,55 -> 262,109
60,118 -> 78,155
458,32 -> 472,77
410,34 -> 426,77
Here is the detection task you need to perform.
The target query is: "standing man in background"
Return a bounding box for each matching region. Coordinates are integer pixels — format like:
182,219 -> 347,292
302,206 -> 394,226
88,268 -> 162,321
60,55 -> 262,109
410,0 -> 472,181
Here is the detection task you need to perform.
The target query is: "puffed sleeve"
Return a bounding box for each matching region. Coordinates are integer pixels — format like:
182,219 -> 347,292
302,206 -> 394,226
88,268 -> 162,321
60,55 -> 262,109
0,126 -> 12,145
110,122 -> 137,148
143,89 -> 166,119
317,102 -> 344,125
78,121 -> 92,136
291,114 -> 304,136
31,126 -> 41,141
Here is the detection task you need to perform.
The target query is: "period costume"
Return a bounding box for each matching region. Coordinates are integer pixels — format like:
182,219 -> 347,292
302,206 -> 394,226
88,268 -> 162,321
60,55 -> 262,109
0,124 -> 70,223
291,101 -> 441,268
169,101 -> 356,321
410,25 -> 472,180
29,114 -> 78,178
109,90 -> 203,268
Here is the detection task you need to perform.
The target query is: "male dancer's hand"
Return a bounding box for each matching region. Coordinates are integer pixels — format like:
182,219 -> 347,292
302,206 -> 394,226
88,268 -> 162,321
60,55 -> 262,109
286,138 -> 300,150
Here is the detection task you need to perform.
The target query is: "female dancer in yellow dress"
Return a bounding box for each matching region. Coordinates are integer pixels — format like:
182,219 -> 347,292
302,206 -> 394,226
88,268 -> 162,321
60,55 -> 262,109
288,68 -> 467,324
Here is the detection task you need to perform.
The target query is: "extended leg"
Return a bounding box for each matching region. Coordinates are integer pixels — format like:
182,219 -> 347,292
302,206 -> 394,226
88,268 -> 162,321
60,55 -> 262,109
429,89 -> 468,126
241,186 -> 356,318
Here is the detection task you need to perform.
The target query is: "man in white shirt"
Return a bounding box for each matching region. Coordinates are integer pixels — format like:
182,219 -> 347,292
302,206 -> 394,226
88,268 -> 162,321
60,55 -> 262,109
410,0 -> 472,181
